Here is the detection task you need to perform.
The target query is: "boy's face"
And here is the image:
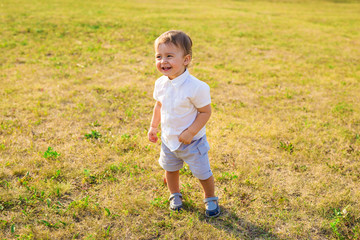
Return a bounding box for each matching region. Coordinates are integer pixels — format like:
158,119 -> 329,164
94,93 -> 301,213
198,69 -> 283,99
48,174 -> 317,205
155,43 -> 191,80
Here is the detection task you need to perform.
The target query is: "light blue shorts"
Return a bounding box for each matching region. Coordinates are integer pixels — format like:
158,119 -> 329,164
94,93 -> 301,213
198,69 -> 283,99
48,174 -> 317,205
159,135 -> 212,180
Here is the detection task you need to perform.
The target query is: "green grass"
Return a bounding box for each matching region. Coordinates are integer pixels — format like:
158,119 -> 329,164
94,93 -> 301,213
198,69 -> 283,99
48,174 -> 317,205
1,0 -> 360,239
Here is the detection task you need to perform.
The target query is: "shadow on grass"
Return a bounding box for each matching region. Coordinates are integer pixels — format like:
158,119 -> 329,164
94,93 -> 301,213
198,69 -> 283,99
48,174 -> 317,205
194,205 -> 281,240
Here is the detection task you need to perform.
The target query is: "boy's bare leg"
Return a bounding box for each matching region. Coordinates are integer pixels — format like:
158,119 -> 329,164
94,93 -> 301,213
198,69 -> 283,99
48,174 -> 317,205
199,175 -> 215,198
165,170 -> 180,194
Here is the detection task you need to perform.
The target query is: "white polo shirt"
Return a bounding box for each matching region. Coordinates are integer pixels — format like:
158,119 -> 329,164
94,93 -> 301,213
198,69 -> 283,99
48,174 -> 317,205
153,69 -> 211,152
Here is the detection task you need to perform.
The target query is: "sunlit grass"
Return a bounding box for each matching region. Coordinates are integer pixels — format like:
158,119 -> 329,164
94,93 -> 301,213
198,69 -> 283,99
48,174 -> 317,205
1,0 -> 360,239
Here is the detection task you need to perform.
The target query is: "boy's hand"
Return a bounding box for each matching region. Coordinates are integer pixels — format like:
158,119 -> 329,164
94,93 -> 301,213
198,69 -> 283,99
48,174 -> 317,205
179,129 -> 195,145
148,127 -> 158,143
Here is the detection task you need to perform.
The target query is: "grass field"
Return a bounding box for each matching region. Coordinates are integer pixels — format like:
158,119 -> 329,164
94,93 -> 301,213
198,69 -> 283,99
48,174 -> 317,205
1,0 -> 360,239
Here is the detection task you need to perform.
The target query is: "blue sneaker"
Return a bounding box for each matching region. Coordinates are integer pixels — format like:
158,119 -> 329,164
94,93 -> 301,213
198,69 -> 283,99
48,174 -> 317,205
204,197 -> 220,218
169,193 -> 183,211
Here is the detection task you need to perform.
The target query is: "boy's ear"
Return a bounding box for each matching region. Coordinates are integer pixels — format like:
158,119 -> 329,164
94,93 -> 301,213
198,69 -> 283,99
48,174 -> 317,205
184,54 -> 191,66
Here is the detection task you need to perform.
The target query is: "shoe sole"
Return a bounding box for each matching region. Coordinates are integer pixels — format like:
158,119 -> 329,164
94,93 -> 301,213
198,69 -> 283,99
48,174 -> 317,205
205,209 -> 221,218
169,204 -> 183,211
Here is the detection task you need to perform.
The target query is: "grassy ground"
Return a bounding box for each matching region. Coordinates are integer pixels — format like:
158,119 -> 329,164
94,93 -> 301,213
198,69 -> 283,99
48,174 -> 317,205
1,0 -> 360,239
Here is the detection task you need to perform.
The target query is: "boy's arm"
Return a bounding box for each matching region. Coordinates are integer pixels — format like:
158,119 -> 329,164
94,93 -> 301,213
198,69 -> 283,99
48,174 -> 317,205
178,104 -> 211,144
148,101 -> 162,143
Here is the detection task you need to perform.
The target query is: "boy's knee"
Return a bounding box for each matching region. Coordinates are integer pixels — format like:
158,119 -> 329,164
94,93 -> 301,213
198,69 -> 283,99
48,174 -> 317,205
193,169 -> 213,181
199,175 -> 214,182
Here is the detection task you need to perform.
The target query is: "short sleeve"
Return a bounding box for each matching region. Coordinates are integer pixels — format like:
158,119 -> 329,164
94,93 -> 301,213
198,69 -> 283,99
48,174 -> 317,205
191,82 -> 211,109
153,79 -> 159,101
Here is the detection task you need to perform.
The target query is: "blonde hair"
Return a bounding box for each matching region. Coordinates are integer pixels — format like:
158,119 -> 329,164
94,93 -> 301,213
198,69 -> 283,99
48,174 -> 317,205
154,30 -> 193,58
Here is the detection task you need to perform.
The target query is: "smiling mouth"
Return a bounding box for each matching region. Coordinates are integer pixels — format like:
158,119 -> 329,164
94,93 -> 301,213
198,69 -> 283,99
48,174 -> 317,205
162,67 -> 172,71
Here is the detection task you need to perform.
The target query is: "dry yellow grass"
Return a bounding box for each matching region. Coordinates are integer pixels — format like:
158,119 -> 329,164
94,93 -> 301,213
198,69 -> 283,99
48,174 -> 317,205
1,0 -> 360,239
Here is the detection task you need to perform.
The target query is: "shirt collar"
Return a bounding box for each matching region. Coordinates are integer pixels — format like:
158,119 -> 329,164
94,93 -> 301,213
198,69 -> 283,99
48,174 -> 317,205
168,69 -> 189,88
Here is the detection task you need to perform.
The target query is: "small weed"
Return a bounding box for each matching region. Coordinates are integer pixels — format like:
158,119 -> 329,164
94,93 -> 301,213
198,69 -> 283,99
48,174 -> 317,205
211,103 -> 219,110
151,197 -> 168,209
0,180 -> 9,189
0,219 -> 7,228
109,164 -> 120,173
279,141 -> 294,154
214,63 -> 225,69
355,134 -> 360,142
121,133 -> 131,140
125,108 -> 133,117
244,178 -> 252,186
68,196 -> 90,210
217,172 -> 239,181
72,233 -> 80,239
104,225 -> 111,237
83,169 -> 97,184
155,220 -> 173,230
39,220 -> 56,228
18,172 -> 32,186
105,163 -> 144,177
329,207 -> 360,240
51,169 -> 62,181
326,162 -> 344,172
43,147 -> 60,159
333,102 -> 353,115
39,220 -> 66,228
90,121 -> 101,127
85,130 -> 102,139
104,207 -> 111,216
294,165 -> 308,172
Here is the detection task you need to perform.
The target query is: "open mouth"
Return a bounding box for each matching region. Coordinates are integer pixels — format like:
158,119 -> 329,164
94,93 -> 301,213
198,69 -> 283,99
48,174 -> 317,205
162,67 -> 172,71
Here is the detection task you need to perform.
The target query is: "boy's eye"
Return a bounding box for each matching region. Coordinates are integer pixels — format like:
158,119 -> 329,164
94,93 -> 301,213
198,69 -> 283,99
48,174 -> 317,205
156,56 -> 161,59
167,55 -> 173,58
